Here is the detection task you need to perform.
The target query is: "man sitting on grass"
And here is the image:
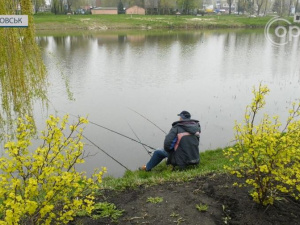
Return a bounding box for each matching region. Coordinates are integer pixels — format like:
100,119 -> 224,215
140,111 -> 201,171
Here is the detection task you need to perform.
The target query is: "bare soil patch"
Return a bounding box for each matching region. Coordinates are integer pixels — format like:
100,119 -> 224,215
74,173 -> 300,225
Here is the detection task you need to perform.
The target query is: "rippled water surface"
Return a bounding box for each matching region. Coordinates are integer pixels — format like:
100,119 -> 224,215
35,29 -> 300,177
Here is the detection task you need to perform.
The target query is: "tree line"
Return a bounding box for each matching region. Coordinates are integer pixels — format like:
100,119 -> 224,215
233,0 -> 299,16
47,0 -> 203,15
41,0 -> 299,15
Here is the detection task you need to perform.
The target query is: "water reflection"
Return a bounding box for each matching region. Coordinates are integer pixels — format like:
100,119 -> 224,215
36,30 -> 300,177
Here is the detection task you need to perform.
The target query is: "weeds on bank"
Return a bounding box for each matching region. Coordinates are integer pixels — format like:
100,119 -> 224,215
77,202 -> 124,223
196,203 -> 209,212
146,197 -> 163,204
90,202 -> 124,222
169,213 -> 186,225
174,217 -> 186,225
170,212 -> 180,217
222,205 -> 231,224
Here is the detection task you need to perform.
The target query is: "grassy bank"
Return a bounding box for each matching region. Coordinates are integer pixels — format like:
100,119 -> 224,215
88,146 -> 300,225
101,148 -> 232,191
33,14 -> 293,30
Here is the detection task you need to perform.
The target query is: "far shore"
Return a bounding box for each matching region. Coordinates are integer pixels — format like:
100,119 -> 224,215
33,14 -> 296,31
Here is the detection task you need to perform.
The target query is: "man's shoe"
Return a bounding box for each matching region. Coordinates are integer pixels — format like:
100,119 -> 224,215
139,165 -> 147,171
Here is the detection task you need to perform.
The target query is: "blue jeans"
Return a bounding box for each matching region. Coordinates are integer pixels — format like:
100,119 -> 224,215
146,149 -> 169,171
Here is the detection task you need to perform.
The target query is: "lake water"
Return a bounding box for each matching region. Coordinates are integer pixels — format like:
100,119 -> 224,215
35,29 -> 300,177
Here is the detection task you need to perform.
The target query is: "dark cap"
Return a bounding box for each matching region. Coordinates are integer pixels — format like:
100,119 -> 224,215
177,111 -> 191,119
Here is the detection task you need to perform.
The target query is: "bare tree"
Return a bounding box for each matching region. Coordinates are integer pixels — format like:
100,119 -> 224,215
177,0 -> 197,14
227,0 -> 233,14
51,0 -> 65,14
159,0 -> 176,14
287,0 -> 292,15
32,0 -> 46,13
263,0 -> 268,15
67,0 -> 73,12
145,0 -> 158,14
256,0 -> 265,15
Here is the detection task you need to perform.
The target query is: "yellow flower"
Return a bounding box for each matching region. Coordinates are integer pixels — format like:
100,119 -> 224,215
224,84 -> 300,205
0,115 -> 105,224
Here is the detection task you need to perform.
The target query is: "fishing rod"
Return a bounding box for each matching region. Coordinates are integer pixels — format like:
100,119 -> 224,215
127,121 -> 152,157
67,113 -> 157,150
80,132 -> 130,171
89,120 -> 156,150
127,107 -> 167,134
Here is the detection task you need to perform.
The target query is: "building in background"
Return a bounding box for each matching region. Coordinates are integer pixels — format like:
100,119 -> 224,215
91,7 -> 118,14
126,6 -> 145,15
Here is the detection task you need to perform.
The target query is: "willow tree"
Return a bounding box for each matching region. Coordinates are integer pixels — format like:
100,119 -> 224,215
0,0 -> 47,139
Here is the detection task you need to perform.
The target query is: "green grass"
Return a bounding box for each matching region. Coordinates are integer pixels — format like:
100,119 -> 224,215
147,196 -> 164,204
196,203 -> 209,212
33,14 -> 297,31
100,148 -> 233,191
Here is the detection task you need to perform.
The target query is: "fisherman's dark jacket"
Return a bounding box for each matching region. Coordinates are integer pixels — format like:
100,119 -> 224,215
164,119 -> 201,168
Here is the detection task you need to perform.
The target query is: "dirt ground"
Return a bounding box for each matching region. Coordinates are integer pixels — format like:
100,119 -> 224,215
75,173 -> 300,225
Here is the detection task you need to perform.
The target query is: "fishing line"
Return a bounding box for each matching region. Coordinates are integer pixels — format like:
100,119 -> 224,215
88,120 -> 156,150
80,132 -> 130,171
127,121 -> 152,157
65,112 -> 157,150
127,107 -> 167,134
52,109 -> 130,170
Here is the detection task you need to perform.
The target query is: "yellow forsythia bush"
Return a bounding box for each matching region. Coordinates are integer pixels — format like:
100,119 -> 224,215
0,115 -> 106,224
224,84 -> 300,205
